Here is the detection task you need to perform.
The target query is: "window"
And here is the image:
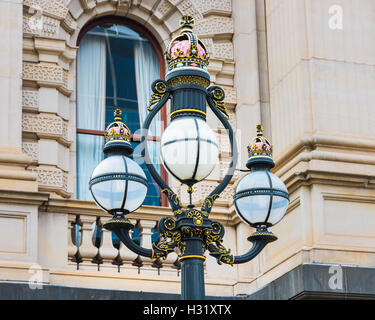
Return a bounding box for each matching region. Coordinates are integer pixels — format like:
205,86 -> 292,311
76,19 -> 166,207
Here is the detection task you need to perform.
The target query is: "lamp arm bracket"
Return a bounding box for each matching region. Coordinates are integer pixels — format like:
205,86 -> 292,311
151,217 -> 181,259
104,216 -> 181,260
204,221 -> 277,265
103,218 -> 153,258
141,80 -> 183,213
207,239 -> 268,265
201,87 -> 238,216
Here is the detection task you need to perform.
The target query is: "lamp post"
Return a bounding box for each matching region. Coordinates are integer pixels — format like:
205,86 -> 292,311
89,15 -> 289,300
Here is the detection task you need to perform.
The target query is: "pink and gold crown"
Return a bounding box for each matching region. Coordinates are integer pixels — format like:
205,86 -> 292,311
165,15 -> 209,72
247,125 -> 273,160
104,109 -> 131,144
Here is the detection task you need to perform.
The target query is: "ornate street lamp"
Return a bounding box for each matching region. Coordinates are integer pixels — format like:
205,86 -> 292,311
89,15 -> 289,300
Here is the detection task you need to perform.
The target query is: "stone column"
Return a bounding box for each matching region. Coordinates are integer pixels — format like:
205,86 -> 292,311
232,0 -> 262,167
247,0 -> 375,294
0,0 -> 37,191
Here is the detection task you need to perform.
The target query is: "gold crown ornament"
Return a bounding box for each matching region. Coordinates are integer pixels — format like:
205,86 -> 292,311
165,15 -> 210,72
104,108 -> 132,144
247,125 -> 273,160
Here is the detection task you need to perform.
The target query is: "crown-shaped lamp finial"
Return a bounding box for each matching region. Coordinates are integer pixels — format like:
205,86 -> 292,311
105,108 -> 131,143
165,15 -> 209,72
180,15 -> 195,30
256,124 -> 264,137
246,124 -> 274,169
103,108 -> 133,157
114,108 -> 122,121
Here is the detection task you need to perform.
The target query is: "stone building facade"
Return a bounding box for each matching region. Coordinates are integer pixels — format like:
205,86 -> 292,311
0,0 -> 374,299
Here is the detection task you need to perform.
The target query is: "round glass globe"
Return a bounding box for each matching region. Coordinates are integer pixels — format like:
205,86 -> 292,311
234,170 -> 289,227
160,117 -> 219,184
89,155 -> 148,214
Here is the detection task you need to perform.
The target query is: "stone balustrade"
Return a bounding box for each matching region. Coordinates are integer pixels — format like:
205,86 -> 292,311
67,212 -> 180,274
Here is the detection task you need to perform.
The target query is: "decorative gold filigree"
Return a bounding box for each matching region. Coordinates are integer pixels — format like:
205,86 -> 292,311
201,194 -> 220,217
210,87 -> 229,119
204,221 -> 234,266
173,209 -> 184,216
163,217 -> 176,231
148,81 -> 168,111
181,226 -> 204,238
161,188 -> 182,208
187,209 -> 203,226
180,14 -> 195,29
167,75 -> 210,88
152,230 -> 181,260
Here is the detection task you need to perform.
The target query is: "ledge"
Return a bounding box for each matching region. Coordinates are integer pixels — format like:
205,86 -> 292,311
0,189 -> 49,206
246,263 -> 375,300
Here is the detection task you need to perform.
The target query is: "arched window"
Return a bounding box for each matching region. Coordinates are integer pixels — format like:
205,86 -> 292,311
76,17 -> 167,207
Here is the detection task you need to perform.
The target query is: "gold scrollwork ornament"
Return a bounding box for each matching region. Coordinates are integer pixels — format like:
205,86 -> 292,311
148,81 -> 168,111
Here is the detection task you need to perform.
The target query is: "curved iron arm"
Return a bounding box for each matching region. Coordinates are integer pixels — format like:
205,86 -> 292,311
208,237 -> 270,265
141,80 -> 183,214
205,221 -> 276,265
201,86 -> 238,216
116,226 -> 153,258
104,219 -> 153,258
104,217 -> 181,260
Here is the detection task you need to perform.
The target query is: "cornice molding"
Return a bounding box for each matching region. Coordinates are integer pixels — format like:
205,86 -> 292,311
0,189 -> 49,206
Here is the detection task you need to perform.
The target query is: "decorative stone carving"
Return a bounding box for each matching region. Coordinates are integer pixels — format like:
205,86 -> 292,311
24,0 -> 69,20
194,17 -> 234,38
80,0 -> 96,10
227,109 -> 236,129
217,131 -> 231,154
23,15 -> 59,38
22,90 -> 39,110
155,0 -> 173,19
219,159 -> 240,181
22,113 -> 70,144
23,63 -> 70,93
200,38 -> 214,56
117,0 -> 132,9
56,0 -> 71,6
177,0 -> 203,21
61,12 -> 77,33
22,141 -> 39,163
191,0 -> 232,16
216,183 -> 234,203
221,86 -> 237,105
213,42 -> 233,61
32,166 -> 69,195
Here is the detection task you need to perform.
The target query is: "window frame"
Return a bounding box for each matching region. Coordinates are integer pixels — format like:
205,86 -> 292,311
76,16 -> 169,207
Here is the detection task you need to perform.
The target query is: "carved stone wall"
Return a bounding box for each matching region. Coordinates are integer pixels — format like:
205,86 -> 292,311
21,0 -> 238,202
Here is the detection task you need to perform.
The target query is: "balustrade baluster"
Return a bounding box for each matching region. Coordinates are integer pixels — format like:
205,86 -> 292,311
78,215 -> 99,270
117,218 -> 138,268
68,215 -> 77,259
139,220 -> 157,270
98,217 -> 119,270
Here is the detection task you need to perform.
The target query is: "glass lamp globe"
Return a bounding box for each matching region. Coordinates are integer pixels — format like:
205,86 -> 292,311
89,155 -> 148,215
233,124 -> 289,228
89,108 -> 148,216
160,117 -> 219,185
234,170 -> 289,227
